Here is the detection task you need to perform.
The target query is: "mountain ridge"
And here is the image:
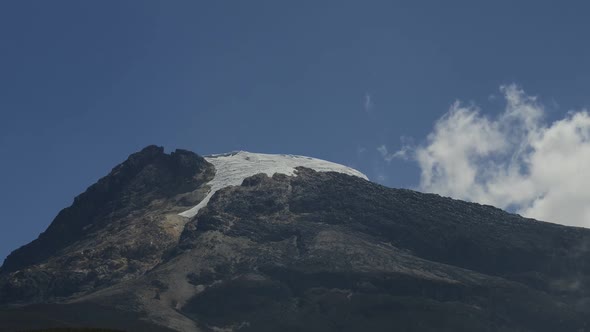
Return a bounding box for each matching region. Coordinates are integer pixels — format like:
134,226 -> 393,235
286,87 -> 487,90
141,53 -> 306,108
1,146 -> 589,331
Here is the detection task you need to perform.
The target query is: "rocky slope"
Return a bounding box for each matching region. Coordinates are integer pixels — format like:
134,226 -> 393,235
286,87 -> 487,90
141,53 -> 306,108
1,146 -> 590,331
0,146 -> 214,303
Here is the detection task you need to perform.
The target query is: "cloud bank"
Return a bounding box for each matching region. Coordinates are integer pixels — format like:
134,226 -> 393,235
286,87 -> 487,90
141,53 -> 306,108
389,84 -> 590,228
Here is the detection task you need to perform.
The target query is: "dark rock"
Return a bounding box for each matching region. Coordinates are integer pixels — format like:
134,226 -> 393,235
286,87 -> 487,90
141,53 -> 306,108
2,149 -> 590,331
0,146 -> 214,303
175,168 -> 590,331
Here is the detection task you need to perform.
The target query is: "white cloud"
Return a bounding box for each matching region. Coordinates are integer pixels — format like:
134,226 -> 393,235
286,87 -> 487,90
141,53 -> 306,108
394,84 -> 590,228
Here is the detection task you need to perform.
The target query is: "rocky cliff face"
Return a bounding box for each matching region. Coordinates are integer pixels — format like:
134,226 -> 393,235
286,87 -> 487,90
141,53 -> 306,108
1,147 -> 589,332
0,145 -> 214,303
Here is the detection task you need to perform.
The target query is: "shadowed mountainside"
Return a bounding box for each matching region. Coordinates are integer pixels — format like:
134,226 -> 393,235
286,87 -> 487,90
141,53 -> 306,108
1,146 -> 589,331
0,146 -> 214,303
0,302 -> 174,331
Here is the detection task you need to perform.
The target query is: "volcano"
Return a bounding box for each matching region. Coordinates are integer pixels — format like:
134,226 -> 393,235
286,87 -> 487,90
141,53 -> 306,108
1,145 -> 589,332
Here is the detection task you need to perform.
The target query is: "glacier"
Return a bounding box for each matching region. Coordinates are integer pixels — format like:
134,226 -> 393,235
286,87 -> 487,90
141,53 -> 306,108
179,151 -> 368,218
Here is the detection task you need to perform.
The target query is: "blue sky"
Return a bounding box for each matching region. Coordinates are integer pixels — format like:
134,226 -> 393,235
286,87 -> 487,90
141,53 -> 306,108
2,1 -> 590,262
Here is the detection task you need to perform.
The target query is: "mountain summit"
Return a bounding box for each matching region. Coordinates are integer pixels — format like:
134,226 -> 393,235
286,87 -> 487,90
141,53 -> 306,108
178,150 -> 368,218
1,146 -> 589,332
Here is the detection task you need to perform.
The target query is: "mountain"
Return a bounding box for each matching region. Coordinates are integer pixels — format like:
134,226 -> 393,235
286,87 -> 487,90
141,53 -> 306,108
1,146 -> 589,332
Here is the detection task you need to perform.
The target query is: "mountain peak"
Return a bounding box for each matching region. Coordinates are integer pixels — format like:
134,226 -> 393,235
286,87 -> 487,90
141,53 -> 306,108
179,150 -> 368,218
1,146 -> 212,274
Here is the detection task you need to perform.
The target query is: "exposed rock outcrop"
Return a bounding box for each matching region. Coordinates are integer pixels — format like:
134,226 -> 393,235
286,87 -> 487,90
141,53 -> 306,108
1,147 -> 590,331
0,146 -> 214,303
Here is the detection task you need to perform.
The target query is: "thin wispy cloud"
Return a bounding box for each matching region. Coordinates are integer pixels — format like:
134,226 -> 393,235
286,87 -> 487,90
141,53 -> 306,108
386,84 -> 590,228
377,144 -> 408,162
364,93 -> 373,113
